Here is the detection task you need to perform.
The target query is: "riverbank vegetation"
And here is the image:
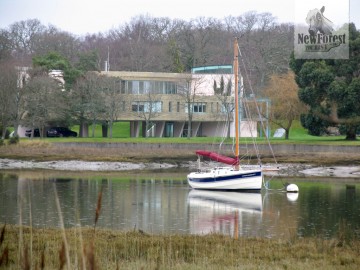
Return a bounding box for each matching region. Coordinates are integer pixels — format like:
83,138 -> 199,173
1,139 -> 360,166
1,223 -> 360,269
5,121 -> 360,145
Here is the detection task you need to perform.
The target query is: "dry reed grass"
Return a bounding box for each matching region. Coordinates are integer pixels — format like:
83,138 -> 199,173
2,141 -> 360,166
0,142 -> 195,163
1,223 -> 360,269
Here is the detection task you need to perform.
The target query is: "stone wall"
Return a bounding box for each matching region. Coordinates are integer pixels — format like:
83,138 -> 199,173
53,142 -> 360,155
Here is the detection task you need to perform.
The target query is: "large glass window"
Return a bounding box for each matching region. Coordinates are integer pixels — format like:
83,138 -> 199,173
123,80 -> 177,94
132,101 -> 162,113
185,102 -> 207,113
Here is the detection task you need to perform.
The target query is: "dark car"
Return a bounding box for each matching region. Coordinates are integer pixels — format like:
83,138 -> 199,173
25,128 -> 40,137
46,127 -> 77,137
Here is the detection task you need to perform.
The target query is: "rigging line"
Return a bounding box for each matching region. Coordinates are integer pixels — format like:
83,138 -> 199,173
238,78 -> 260,163
213,114 -> 224,152
262,175 -> 288,191
236,42 -> 278,164
241,96 -> 262,165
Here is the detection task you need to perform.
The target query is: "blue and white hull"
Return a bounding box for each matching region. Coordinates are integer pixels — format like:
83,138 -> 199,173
187,167 -> 263,191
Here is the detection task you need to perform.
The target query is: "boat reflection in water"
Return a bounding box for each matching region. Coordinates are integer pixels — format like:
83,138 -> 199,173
187,190 -> 263,237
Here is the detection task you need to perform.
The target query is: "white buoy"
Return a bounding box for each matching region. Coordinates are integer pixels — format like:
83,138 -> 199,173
287,192 -> 299,202
286,183 -> 299,193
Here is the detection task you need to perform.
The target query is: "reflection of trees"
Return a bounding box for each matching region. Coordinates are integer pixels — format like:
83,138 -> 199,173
261,192 -> 300,238
3,174 -> 359,239
1,174 -> 190,233
297,185 -> 360,238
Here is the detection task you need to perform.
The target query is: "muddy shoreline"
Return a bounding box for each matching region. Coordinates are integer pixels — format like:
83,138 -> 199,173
1,158 -> 360,179
1,142 -> 360,179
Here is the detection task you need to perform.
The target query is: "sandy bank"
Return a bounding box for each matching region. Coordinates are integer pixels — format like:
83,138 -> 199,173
1,158 -> 360,179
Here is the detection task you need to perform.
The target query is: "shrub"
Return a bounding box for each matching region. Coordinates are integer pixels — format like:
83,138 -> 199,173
0,139 -> 3,146
8,135 -> 19,145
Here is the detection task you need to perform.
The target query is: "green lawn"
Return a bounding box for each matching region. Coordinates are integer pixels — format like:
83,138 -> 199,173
83,122 -> 131,138
20,121 -> 360,146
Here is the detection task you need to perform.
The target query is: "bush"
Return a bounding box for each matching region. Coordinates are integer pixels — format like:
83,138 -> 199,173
300,113 -> 328,136
8,135 -> 19,145
0,139 -> 4,146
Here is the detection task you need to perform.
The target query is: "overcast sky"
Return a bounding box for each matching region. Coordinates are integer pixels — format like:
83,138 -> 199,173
0,0 -> 358,36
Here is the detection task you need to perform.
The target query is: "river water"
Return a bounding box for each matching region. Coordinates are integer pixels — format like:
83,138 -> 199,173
1,170 -> 359,239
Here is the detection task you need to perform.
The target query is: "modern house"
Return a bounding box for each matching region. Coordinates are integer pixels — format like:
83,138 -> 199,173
100,65 -> 258,138
16,65 -> 262,138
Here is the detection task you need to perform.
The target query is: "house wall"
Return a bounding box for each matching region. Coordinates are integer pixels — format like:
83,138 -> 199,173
99,70 -> 259,138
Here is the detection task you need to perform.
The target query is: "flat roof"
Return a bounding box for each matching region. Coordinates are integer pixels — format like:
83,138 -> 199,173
191,65 -> 233,74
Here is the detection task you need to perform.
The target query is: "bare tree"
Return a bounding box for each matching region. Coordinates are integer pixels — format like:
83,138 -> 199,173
178,74 -> 206,139
225,12 -> 293,94
131,91 -> 162,138
72,72 -> 105,137
8,19 -> 46,63
33,25 -> 81,63
0,61 -> 18,138
214,75 -> 234,138
101,76 -> 121,138
263,71 -> 307,139
22,71 -> 64,137
0,29 -> 13,61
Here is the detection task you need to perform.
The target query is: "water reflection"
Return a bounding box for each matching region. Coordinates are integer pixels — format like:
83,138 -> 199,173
188,190 -> 262,237
0,171 -> 359,239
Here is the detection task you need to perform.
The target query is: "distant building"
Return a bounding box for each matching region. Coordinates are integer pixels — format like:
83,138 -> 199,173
101,65 -> 258,138
16,65 -> 260,138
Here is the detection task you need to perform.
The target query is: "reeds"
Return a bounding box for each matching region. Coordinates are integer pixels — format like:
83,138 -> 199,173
54,184 -> 71,269
2,225 -> 360,269
0,224 -> 9,267
94,186 -> 103,232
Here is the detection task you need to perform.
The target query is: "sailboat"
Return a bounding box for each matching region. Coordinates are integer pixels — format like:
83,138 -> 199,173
187,38 -> 266,191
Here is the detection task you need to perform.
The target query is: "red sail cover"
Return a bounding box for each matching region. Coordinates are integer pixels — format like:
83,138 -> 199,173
195,150 -> 239,165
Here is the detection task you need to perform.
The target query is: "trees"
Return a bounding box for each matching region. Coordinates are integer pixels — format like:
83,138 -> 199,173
225,13 -> 293,94
70,72 -> 105,137
263,71 -> 307,139
178,74 -> 205,139
214,75 -> 233,138
131,89 -> 162,138
32,51 -> 100,137
101,76 -> 121,138
8,19 -> 46,64
22,69 -> 66,137
0,61 -> 19,138
0,13 -> 298,139
290,23 -> 360,140
33,51 -> 79,90
0,29 -> 12,61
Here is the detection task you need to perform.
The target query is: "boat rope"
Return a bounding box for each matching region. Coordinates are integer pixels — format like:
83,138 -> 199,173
241,96 -> 262,165
262,175 -> 288,192
236,42 -> 278,165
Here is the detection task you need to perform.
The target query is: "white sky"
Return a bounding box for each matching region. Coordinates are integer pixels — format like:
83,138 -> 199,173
0,0 -> 358,36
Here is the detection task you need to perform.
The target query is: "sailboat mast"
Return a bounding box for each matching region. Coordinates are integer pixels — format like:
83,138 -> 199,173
234,38 -> 240,169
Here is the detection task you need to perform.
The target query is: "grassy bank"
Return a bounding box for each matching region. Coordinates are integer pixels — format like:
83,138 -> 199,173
1,224 -> 360,269
2,140 -> 360,166
14,121 -> 360,145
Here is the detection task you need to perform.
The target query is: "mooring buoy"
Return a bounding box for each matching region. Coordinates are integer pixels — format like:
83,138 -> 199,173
286,183 -> 299,193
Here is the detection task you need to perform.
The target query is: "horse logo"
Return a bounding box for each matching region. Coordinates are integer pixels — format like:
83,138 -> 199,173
306,6 -> 334,36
